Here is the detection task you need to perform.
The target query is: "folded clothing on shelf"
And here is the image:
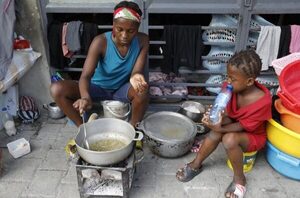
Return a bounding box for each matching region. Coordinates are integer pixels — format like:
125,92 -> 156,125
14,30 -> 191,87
205,75 -> 226,94
202,14 -> 274,44
202,14 -> 237,43
203,46 -> 235,72
149,72 -> 188,97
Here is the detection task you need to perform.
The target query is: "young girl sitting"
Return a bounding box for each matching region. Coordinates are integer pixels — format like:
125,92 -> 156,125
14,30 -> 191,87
176,50 -> 272,198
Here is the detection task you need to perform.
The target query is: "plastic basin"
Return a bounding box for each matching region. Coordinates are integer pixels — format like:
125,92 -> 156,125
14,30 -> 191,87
7,138 -> 31,158
267,119 -> 300,158
271,52 -> 300,76
266,141 -> 300,181
275,99 -> 300,134
278,60 -> 300,114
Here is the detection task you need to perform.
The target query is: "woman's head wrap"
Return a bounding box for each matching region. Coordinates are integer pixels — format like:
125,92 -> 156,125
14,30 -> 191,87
113,7 -> 141,23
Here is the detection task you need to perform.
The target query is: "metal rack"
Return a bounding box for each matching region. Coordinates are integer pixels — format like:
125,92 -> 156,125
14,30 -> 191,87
40,0 -> 300,106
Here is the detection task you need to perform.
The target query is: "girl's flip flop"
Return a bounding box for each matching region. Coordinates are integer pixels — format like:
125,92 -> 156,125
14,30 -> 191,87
225,181 -> 246,198
176,164 -> 202,182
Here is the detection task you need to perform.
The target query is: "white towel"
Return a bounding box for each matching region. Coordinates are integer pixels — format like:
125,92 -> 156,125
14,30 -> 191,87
256,26 -> 281,71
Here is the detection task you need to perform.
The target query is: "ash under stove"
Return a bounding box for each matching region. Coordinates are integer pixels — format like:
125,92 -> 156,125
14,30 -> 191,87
76,150 -> 137,198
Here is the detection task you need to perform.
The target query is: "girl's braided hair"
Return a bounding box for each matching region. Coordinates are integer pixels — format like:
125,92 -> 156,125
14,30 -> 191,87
114,1 -> 142,17
228,50 -> 262,78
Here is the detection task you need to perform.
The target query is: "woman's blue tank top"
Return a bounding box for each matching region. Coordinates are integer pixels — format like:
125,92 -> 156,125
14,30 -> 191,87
91,32 -> 140,90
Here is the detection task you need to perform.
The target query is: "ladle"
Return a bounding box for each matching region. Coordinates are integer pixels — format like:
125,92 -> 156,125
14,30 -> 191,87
81,113 -> 90,150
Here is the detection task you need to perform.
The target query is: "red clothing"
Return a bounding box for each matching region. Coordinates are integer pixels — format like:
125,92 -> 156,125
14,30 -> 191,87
226,81 -> 272,151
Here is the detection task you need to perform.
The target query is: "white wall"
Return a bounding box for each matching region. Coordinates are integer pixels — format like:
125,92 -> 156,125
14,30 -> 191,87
15,0 -> 52,108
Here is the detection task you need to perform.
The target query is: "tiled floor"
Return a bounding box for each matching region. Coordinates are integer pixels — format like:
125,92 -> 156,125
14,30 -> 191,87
0,111 -> 299,198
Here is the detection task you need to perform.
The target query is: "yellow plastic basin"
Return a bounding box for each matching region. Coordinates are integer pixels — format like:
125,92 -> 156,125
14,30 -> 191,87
267,119 -> 300,158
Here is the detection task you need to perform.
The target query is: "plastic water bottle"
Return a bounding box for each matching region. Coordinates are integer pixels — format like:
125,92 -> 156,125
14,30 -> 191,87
1,108 -> 17,136
209,84 -> 233,124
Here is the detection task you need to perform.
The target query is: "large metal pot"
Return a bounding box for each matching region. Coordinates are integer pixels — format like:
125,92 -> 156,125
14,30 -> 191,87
75,118 -> 143,165
136,111 -> 201,158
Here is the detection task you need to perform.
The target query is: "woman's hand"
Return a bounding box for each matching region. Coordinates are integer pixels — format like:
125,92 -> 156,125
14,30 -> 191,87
130,73 -> 148,94
73,98 -> 92,115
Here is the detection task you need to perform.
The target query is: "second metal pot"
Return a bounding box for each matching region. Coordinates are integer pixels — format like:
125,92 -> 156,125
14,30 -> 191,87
136,111 -> 200,158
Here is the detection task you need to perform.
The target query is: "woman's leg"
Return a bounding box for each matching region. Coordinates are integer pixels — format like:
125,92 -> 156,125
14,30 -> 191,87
50,80 -> 82,126
127,86 -> 149,126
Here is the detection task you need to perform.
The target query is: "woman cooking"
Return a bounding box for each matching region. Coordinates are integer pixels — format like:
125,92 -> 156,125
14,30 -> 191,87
50,1 -> 149,127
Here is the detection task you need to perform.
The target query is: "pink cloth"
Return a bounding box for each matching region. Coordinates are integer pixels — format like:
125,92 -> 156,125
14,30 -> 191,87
62,23 -> 74,58
289,25 -> 300,53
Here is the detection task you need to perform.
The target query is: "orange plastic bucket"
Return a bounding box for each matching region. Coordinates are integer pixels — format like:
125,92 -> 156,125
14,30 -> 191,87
275,99 -> 300,134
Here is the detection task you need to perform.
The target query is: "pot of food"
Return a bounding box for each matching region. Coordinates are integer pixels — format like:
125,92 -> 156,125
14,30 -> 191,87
178,101 -> 205,122
75,118 -> 143,166
43,102 -> 65,119
136,111 -> 201,158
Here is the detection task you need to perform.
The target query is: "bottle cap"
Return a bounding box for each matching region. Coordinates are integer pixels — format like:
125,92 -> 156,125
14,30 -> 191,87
226,84 -> 233,91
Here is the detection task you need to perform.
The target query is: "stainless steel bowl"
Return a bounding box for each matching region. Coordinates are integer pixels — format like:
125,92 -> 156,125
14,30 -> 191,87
178,101 -> 205,122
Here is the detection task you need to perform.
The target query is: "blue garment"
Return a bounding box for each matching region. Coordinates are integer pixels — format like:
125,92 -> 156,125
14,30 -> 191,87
91,32 -> 140,90
89,82 -> 131,103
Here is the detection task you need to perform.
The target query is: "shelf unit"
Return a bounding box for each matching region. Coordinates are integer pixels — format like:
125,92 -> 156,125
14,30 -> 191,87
146,0 -> 253,103
40,0 -> 300,107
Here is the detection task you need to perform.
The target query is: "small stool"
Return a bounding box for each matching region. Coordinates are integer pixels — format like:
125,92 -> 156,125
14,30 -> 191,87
227,151 -> 258,173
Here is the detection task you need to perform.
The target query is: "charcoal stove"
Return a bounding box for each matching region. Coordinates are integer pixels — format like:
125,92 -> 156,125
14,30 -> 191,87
76,150 -> 140,198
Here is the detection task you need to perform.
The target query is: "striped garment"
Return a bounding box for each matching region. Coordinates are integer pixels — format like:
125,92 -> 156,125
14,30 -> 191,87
18,110 -> 39,124
18,96 -> 39,123
19,96 -> 38,111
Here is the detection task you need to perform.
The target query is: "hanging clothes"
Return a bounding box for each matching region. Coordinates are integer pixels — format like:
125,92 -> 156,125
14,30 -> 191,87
0,0 -> 15,80
48,22 -> 69,69
289,25 -> 300,53
256,26 -> 281,71
66,21 -> 83,53
80,22 -> 99,55
62,23 -> 74,58
162,25 -> 203,74
277,26 -> 291,58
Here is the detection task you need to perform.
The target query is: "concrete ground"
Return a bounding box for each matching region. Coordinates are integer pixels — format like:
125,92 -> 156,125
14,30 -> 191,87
0,110 -> 299,198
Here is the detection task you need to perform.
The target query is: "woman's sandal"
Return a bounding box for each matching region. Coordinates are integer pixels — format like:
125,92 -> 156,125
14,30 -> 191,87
176,164 -> 202,182
225,181 -> 246,198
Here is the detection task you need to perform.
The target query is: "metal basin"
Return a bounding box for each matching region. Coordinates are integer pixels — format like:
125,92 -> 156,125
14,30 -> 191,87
178,101 -> 205,122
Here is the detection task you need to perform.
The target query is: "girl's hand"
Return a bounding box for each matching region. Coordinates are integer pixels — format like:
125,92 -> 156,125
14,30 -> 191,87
130,73 -> 148,94
73,98 -> 92,115
201,106 -> 223,133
